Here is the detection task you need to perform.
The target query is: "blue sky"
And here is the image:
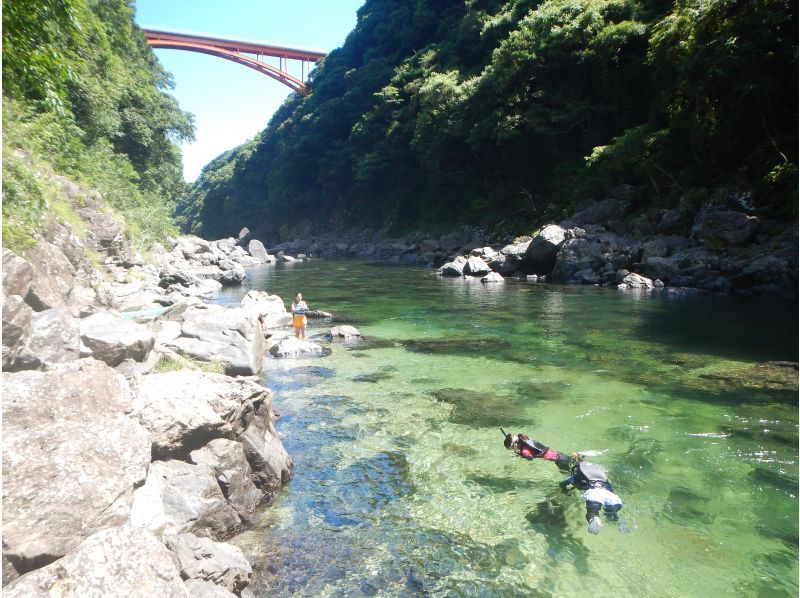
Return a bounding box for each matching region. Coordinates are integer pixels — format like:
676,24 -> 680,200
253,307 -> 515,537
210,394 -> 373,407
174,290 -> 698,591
134,0 -> 364,181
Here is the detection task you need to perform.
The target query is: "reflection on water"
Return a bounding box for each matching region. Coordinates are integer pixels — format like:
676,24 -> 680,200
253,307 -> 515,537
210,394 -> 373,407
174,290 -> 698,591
219,261 -> 798,597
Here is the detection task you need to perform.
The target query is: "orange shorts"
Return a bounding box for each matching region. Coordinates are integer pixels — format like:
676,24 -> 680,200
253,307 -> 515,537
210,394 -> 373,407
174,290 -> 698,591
292,313 -> 306,327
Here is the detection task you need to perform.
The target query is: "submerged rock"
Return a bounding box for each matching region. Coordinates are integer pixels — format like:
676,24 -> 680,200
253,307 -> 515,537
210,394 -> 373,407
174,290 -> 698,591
329,325 -> 361,338
427,388 -> 533,428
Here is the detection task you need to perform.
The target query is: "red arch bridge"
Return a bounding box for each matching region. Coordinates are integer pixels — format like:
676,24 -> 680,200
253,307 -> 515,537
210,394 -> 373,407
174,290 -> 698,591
143,28 -> 326,96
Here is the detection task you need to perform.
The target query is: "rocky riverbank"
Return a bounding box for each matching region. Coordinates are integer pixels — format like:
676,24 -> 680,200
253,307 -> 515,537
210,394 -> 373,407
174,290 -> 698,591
1,175 -> 332,596
263,185 -> 798,298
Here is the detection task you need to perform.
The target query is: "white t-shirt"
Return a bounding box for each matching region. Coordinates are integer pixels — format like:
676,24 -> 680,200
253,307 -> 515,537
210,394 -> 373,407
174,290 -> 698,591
291,300 -> 308,314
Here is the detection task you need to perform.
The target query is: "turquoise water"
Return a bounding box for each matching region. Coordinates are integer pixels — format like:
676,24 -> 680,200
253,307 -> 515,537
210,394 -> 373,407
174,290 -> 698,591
217,261 -> 798,597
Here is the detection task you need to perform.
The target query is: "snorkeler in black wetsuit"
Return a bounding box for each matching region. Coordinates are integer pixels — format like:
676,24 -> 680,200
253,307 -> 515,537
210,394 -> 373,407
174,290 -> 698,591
503,431 -> 623,534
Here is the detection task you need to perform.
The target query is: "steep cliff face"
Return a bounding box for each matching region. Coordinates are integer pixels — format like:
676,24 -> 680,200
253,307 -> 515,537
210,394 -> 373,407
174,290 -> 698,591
181,0 -> 796,243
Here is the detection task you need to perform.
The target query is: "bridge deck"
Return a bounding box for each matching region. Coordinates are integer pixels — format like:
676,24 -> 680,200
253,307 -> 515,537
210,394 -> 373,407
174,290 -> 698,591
142,29 -> 326,62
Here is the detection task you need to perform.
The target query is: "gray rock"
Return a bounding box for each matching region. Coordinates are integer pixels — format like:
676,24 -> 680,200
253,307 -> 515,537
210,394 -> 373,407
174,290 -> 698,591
241,290 -> 290,329
2,360 -> 151,582
4,526 -> 188,598
247,239 -> 269,263
190,440 -> 264,521
80,209 -> 132,263
551,238 -> 605,283
640,238 -> 670,262
464,256 -> 491,277
437,260 -> 465,277
130,460 -> 242,541
184,579 -> 238,597
618,273 -> 654,289
281,255 -> 297,262
2,294 -> 37,371
22,240 -> 75,311
642,256 -> 680,281
79,310 -> 155,366
659,207 -> 694,235
133,371 -> 271,459
269,336 -> 324,357
27,306 -> 81,364
692,209 -> 758,249
481,272 -> 505,283
235,397 -> 292,492
525,224 -> 567,273
563,198 -> 629,229
329,325 -> 361,338
194,264 -> 246,286
166,305 -> 265,376
573,268 -> 600,284
165,533 -> 252,594
500,239 -> 531,261
2,248 -> 34,299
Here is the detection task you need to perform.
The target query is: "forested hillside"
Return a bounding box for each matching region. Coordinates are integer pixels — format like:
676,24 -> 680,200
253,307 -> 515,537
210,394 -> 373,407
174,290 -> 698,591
180,0 -> 797,241
2,0 -> 194,251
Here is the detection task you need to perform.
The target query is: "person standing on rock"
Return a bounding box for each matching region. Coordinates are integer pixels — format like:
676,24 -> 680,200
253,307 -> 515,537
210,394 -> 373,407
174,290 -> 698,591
291,292 -> 308,339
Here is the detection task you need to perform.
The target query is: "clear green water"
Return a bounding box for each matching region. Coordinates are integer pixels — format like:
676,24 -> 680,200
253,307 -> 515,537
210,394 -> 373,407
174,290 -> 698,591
217,261 -> 798,597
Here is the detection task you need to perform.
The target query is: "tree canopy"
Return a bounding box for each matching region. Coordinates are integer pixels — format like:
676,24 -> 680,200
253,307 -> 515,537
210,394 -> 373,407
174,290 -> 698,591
3,0 -> 194,250
168,0 -> 798,239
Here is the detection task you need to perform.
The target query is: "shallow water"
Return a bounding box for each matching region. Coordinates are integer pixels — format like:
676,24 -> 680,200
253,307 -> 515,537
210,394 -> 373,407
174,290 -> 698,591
216,261 -> 798,597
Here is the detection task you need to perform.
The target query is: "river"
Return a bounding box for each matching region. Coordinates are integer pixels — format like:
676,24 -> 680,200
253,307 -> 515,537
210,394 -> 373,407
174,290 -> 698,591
215,260 -> 798,597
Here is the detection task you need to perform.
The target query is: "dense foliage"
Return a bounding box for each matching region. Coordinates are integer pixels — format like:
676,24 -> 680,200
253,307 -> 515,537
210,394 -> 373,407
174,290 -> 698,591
2,0 -> 194,251
186,0 -> 794,239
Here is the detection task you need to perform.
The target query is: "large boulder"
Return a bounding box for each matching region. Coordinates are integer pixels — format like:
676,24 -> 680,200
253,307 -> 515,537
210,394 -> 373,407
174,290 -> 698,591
4,526 -> 188,598
618,272 -> 655,289
79,310 -> 155,366
240,290 -> 291,328
22,240 -> 76,311
133,371 -> 271,458
2,294 -> 39,371
692,208 -> 759,249
234,394 -> 292,492
247,239 -> 269,263
26,307 -> 82,364
166,305 -> 265,375
551,238 -> 605,283
2,248 -> 34,299
463,256 -> 491,277
563,198 -> 629,230
193,264 -> 246,287
190,440 -> 264,521
2,360 -> 151,583
165,533 -> 252,595
642,256 -> 680,282
130,460 -> 242,541
525,224 -> 567,274
437,257 -> 466,277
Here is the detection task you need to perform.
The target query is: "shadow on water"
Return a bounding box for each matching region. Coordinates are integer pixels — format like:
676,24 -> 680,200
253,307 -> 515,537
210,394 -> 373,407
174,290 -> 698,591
525,495 -> 590,575
637,295 -> 798,363
662,486 -> 714,525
